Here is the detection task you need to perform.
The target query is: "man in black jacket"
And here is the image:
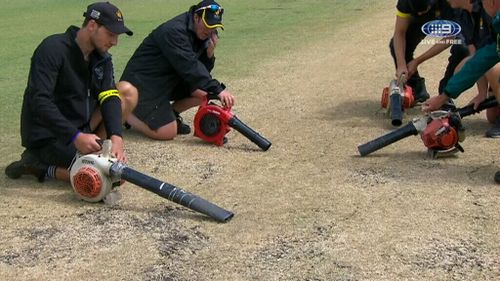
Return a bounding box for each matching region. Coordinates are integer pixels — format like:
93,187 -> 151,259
5,2 -> 136,182
390,0 -> 459,103
118,0 -> 235,140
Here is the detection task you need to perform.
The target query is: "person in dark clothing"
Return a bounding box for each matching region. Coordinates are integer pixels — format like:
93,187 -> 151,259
118,0 -> 235,141
5,2 -> 137,183
390,0 -> 458,103
447,0 -> 500,137
423,0 -> 500,182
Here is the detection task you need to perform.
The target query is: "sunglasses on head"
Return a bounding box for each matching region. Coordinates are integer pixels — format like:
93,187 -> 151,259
195,4 -> 224,14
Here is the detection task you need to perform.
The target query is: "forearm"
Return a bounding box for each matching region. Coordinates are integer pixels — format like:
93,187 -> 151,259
393,32 -> 407,68
444,43 -> 498,98
99,93 -> 123,138
413,40 -> 451,65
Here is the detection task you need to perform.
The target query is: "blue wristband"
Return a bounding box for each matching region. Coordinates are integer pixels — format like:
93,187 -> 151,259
71,131 -> 81,143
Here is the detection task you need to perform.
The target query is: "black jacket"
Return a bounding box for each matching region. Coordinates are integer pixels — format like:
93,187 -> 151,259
20,26 -> 122,148
453,0 -> 493,49
397,0 -> 454,22
120,8 -> 224,99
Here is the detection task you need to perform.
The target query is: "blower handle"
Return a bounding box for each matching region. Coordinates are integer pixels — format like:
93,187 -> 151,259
358,122 -> 419,156
112,164 -> 234,222
228,116 -> 272,151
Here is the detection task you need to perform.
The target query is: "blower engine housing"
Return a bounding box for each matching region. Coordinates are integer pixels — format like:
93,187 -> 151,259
420,112 -> 464,156
69,148 -> 119,202
194,98 -> 234,146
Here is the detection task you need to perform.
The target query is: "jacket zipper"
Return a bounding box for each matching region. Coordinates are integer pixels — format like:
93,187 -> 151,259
86,88 -> 90,123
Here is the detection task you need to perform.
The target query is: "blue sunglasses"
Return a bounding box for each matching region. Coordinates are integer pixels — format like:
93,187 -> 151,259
195,4 -> 224,14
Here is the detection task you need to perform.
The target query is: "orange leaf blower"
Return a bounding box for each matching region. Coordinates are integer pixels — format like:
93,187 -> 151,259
359,97 -> 498,158
381,74 -> 415,127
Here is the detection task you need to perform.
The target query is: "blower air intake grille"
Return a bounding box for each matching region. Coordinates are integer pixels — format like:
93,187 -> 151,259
73,166 -> 103,198
199,113 -> 221,136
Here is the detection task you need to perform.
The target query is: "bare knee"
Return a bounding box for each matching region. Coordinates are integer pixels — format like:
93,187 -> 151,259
127,114 -> 177,140
117,81 -> 138,116
153,122 -> 178,140
485,63 -> 500,93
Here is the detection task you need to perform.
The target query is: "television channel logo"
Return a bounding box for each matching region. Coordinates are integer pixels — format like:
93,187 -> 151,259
421,20 -> 462,38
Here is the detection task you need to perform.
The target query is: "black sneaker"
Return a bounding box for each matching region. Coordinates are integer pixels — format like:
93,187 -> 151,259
407,76 -> 431,104
485,116 -> 500,138
176,115 -> 191,135
411,77 -> 430,103
5,150 -> 48,182
494,171 -> 500,184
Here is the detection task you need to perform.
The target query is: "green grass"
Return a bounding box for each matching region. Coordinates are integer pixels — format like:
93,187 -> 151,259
0,0 -> 378,138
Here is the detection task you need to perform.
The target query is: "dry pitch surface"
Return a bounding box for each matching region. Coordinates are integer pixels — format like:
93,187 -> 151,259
1,2 -> 500,281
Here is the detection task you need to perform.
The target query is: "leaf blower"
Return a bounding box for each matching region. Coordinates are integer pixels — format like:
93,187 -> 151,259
380,74 -> 415,127
358,96 -> 498,158
193,94 -> 272,151
69,140 -> 234,222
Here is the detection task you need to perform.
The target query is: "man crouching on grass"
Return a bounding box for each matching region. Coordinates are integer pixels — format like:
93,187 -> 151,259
5,2 -> 136,183
118,0 -> 235,141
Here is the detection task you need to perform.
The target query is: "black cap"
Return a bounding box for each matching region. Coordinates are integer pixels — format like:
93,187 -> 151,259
194,0 -> 224,29
83,2 -> 133,36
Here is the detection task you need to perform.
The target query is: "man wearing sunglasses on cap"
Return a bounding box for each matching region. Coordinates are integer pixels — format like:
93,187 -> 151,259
118,0 -> 235,141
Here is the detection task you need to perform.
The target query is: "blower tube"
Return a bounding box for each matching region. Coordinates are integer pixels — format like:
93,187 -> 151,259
111,163 -> 234,222
358,122 -> 419,156
228,116 -> 272,151
389,94 -> 403,127
458,96 -> 498,118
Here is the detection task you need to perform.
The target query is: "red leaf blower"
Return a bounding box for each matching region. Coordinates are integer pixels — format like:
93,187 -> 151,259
380,74 -> 415,127
193,95 -> 272,151
358,97 -> 498,158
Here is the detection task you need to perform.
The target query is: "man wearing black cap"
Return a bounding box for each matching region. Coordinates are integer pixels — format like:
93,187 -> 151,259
5,2 -> 136,183
390,0 -> 459,103
118,0 -> 235,140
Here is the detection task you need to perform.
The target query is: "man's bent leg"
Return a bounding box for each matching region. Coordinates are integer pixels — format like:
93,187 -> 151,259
127,113 -> 177,140
117,81 -> 138,122
484,64 -> 500,137
37,139 -> 78,182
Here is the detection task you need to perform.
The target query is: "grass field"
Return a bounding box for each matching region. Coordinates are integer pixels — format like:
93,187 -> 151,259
0,0 -> 374,135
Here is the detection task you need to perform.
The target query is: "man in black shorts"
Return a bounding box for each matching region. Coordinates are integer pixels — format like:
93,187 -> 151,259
390,0 -> 460,103
118,0 -> 235,140
5,2 -> 136,182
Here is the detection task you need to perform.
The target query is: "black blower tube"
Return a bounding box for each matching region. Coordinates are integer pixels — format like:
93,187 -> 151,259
228,116 -> 272,151
389,94 -> 403,127
358,122 -> 419,156
458,96 -> 498,118
117,165 -> 234,222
